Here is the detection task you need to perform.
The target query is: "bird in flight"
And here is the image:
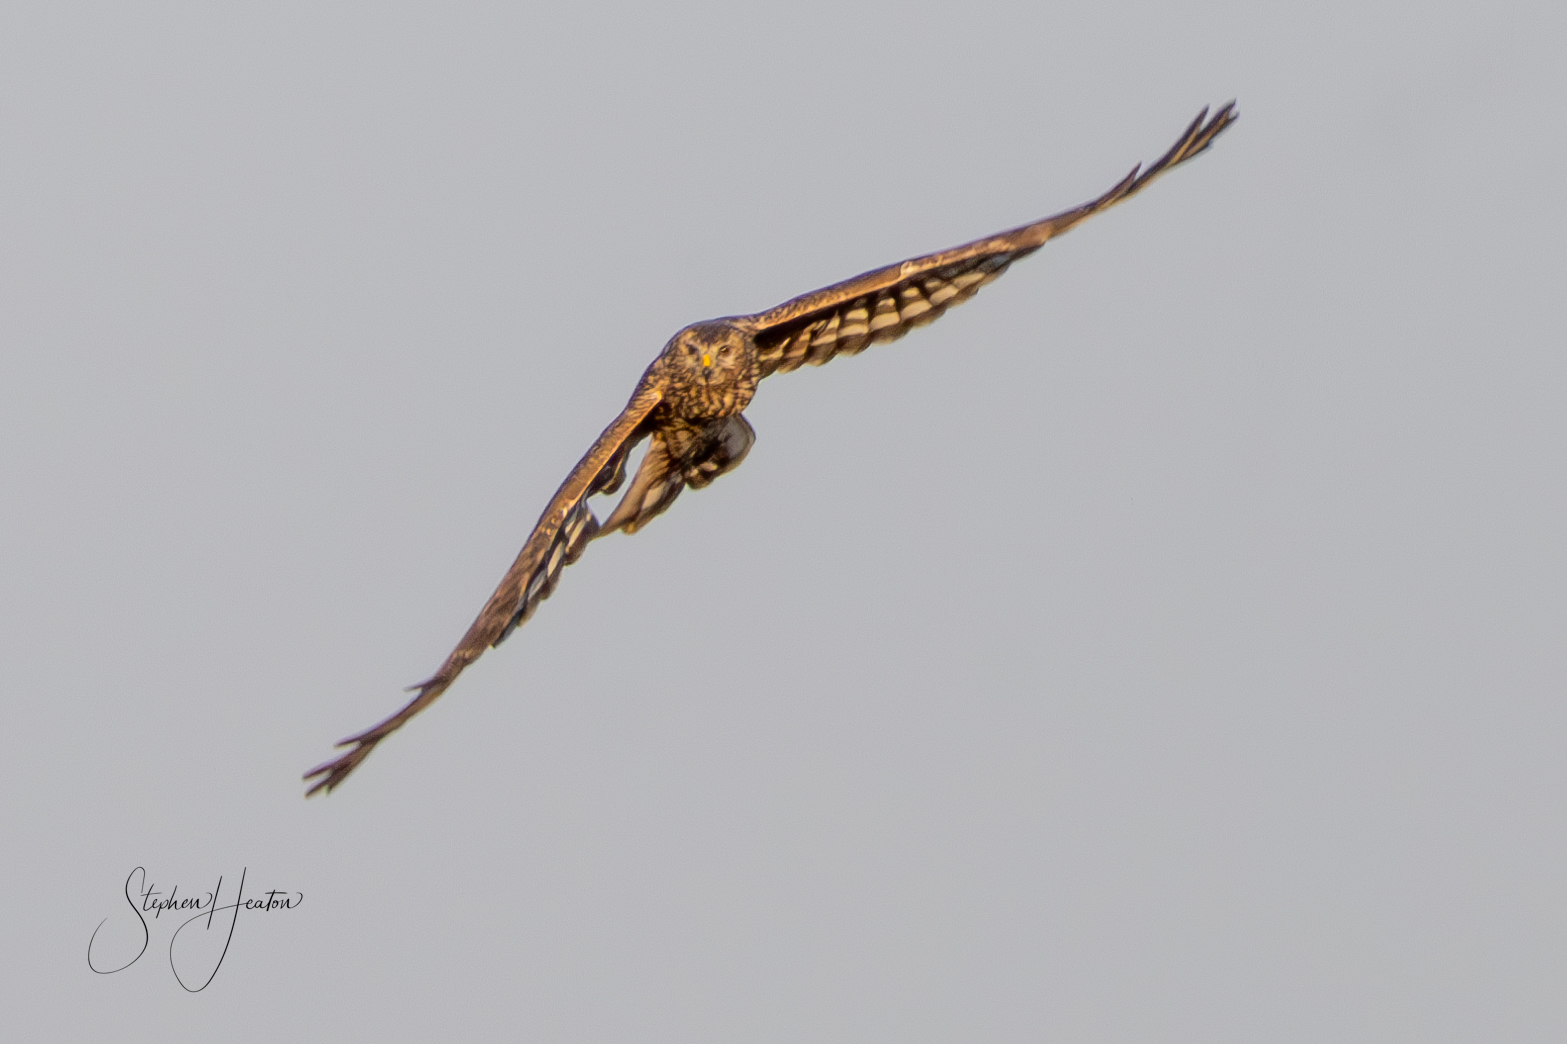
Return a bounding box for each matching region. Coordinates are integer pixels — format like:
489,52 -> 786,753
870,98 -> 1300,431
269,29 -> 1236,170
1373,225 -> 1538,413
305,103 -> 1237,796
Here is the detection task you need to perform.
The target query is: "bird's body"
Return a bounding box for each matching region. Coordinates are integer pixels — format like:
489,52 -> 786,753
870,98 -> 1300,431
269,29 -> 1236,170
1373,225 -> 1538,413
306,104 -> 1237,796
648,321 -> 760,422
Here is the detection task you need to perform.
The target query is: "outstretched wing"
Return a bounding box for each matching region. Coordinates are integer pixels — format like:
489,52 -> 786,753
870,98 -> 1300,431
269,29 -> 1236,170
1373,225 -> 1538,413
304,383 -> 663,796
737,103 -> 1236,377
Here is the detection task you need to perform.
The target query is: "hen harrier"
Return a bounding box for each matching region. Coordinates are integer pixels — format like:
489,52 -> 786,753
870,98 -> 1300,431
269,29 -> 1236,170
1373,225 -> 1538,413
305,103 -> 1237,795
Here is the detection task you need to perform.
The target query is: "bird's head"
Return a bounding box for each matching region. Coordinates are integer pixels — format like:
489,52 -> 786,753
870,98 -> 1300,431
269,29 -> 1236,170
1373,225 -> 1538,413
663,321 -> 755,387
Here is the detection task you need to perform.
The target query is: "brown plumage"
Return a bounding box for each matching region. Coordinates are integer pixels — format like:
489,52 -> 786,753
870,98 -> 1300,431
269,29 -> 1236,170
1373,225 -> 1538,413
305,103 -> 1237,796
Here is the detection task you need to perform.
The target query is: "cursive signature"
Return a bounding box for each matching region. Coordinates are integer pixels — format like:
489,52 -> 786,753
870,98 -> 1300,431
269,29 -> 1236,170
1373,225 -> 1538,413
88,867 -> 302,991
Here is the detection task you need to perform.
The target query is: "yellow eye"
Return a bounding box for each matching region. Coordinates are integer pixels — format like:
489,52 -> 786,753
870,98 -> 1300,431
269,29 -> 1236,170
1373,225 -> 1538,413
719,344 -> 730,354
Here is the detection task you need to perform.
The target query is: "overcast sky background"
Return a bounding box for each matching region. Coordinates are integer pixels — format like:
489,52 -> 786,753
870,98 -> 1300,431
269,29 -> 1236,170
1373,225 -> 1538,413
3,1 -> 1564,1040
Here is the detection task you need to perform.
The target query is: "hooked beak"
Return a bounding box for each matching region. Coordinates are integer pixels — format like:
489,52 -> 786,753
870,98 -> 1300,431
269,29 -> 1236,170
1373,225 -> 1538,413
700,353 -> 713,369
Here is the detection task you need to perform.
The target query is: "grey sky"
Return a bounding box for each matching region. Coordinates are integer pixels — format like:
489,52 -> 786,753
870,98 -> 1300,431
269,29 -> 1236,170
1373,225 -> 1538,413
3,1 -> 1564,1040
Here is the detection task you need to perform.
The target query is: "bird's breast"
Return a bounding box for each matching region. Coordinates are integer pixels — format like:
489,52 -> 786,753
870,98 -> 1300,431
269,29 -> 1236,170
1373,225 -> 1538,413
658,364 -> 758,422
